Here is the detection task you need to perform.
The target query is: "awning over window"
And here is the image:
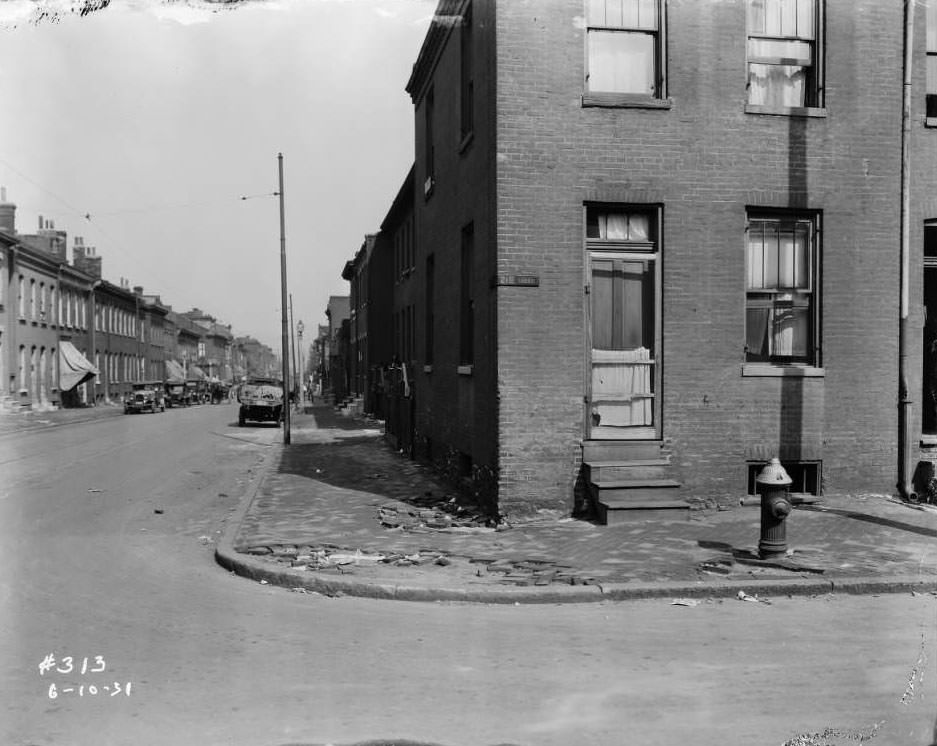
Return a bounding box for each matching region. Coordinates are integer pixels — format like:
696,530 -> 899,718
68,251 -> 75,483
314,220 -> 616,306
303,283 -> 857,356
165,359 -> 186,383
187,365 -> 207,381
59,341 -> 98,391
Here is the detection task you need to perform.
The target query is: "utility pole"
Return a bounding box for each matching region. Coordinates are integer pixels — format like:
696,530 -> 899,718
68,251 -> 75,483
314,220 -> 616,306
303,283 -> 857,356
278,153 -> 291,445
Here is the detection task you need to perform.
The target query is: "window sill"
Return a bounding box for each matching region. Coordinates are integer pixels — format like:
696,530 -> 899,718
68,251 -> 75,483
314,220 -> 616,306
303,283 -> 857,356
582,93 -> 672,109
458,131 -> 474,154
423,364 -> 433,374
742,364 -> 825,378
926,117 -> 937,128
457,364 -> 474,376
745,104 -> 827,118
921,434 -> 937,447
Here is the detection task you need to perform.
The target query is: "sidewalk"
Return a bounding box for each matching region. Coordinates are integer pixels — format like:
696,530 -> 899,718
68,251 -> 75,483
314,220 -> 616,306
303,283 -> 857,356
217,402 -> 937,603
0,401 -> 124,436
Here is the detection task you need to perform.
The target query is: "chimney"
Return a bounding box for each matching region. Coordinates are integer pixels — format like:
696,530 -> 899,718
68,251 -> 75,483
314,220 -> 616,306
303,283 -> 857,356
0,187 -> 15,234
73,239 -> 102,279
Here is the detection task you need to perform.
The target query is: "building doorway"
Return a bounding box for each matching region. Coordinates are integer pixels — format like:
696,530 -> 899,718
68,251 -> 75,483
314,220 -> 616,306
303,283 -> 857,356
924,223 -> 937,437
585,206 -> 662,440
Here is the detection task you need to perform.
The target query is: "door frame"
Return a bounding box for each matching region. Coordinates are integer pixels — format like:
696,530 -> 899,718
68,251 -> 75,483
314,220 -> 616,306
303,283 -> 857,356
584,204 -> 663,440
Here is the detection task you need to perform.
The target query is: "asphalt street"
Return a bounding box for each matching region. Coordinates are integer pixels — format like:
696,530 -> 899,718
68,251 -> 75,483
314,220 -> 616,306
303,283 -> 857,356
1,404 -> 936,746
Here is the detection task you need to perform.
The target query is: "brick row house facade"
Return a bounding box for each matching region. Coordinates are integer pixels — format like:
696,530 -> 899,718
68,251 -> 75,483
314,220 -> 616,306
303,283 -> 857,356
0,191 -> 277,412
342,0 -> 937,521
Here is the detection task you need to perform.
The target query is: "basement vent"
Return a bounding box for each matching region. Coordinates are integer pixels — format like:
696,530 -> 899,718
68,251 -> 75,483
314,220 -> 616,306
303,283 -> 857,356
747,460 -> 821,496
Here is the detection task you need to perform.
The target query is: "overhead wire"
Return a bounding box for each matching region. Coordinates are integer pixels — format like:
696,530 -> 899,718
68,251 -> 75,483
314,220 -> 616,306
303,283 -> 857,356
0,156 -> 277,319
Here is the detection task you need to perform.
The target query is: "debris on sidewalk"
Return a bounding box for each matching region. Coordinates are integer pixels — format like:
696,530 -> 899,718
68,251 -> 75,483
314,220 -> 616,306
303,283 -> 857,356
378,501 -> 493,532
670,598 -> 700,607
780,721 -> 884,746
737,590 -> 771,605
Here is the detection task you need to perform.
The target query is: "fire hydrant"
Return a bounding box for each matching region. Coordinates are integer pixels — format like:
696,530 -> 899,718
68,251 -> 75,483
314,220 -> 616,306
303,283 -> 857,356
756,458 -> 792,559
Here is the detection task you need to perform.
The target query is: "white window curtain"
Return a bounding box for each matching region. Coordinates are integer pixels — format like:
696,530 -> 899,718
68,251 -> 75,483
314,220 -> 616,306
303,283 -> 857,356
588,31 -> 655,94
597,212 -> 649,241
592,347 -> 652,427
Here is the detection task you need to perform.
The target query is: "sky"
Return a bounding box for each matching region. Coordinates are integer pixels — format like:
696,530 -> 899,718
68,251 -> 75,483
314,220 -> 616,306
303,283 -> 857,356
0,0 -> 435,351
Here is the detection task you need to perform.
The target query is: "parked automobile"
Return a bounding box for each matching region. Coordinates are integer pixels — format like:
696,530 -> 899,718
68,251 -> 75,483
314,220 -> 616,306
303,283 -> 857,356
165,382 -> 191,407
237,377 -> 283,426
124,381 -> 166,414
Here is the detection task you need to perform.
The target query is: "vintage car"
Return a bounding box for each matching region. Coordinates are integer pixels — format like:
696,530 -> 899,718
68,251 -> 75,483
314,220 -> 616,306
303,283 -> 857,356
237,377 -> 283,426
124,382 -> 166,414
165,382 -> 191,407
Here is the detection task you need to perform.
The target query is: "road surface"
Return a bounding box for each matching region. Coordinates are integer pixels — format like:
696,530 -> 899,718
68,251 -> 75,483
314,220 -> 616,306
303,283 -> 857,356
1,404 -> 935,746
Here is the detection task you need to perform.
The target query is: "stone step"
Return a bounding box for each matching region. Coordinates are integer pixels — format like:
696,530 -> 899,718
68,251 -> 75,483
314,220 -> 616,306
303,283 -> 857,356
586,460 -> 672,482
591,478 -> 687,524
582,439 -> 665,462
596,499 -> 690,525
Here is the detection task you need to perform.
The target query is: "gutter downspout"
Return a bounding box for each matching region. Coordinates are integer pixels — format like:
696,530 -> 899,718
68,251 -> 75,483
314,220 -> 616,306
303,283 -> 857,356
89,279 -> 103,405
898,0 -> 917,501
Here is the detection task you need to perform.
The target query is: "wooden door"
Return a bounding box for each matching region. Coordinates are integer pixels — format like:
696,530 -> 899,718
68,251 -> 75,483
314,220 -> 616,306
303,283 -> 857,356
588,252 -> 658,439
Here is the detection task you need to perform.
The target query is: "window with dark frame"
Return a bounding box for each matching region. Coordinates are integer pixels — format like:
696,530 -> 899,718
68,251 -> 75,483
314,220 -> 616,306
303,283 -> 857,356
424,87 -> 435,195
745,211 -> 820,365
460,223 -> 475,366
425,254 -> 435,365
747,0 -> 823,110
460,2 -> 474,140
585,0 -> 663,99
927,0 -> 937,119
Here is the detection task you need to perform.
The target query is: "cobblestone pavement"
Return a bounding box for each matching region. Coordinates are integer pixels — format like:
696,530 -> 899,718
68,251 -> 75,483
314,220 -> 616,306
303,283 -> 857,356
220,402 -> 937,602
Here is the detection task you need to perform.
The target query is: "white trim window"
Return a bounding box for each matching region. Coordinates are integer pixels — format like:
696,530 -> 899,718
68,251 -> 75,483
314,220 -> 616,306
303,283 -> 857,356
747,0 -> 823,110
745,212 -> 820,365
585,0 -> 664,100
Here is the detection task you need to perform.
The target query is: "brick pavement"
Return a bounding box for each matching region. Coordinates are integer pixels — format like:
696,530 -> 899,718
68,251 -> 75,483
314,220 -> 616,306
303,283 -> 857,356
217,402 -> 937,602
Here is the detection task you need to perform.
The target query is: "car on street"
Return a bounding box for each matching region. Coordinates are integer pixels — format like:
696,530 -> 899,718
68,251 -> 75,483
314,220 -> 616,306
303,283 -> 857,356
237,377 -> 283,426
124,381 -> 166,414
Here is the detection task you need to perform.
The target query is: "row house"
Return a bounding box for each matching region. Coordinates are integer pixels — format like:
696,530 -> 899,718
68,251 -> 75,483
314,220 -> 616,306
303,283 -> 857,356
0,189 -> 275,412
323,295 -> 350,401
343,0 -> 937,522
310,324 -> 330,395
341,167 -> 418,417
182,308 -> 234,380
140,291 -> 170,383
231,335 -> 279,380
166,311 -> 204,380
0,197 -> 98,411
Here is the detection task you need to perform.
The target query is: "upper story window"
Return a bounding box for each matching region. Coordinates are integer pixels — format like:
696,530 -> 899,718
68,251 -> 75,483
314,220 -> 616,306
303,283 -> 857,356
460,2 -> 474,143
747,0 -> 824,112
585,0 -> 666,105
927,0 -> 936,123
745,211 -> 820,367
460,222 -> 475,366
424,87 -> 435,197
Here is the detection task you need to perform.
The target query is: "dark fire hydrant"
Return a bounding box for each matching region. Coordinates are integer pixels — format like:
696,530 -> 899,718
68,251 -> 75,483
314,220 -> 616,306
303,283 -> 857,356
756,458 -> 792,559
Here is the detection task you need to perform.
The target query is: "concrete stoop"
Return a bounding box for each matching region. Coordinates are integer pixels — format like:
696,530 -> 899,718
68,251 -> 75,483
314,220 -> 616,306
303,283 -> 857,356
337,396 -> 364,417
584,439 -> 688,524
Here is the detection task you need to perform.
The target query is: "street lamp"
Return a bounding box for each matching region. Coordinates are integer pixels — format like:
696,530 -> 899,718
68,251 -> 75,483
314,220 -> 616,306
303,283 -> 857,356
297,319 -> 304,402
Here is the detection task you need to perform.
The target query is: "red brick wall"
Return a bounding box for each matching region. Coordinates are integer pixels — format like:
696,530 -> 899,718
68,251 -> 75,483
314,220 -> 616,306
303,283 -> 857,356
491,0 -> 909,515
411,0 -> 500,476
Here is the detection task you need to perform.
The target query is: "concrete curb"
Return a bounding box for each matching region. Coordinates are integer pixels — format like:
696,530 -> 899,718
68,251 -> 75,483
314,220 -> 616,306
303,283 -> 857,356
215,438 -> 937,604
216,544 -> 937,603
